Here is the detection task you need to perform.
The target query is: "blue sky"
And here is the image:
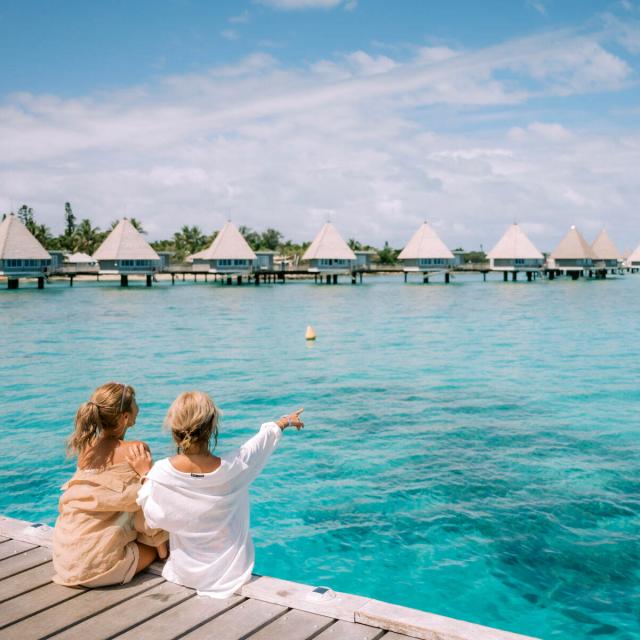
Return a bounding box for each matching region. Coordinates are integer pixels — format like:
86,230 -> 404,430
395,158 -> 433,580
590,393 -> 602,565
1,0 -> 639,250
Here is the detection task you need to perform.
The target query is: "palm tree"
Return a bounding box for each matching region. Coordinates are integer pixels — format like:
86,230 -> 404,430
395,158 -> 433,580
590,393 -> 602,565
73,219 -> 103,254
173,225 -> 209,260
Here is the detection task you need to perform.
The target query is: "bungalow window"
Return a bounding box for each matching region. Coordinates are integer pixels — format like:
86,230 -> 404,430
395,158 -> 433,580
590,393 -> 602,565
7,259 -> 23,267
515,259 -> 525,265
218,259 -> 232,266
233,260 -> 247,266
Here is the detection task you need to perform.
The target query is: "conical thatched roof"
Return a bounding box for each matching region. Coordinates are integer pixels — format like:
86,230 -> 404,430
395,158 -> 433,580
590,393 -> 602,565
0,214 -> 50,260
487,223 -> 543,260
93,219 -> 159,261
302,223 -> 356,261
398,222 -> 454,260
627,244 -> 640,263
198,222 -> 256,260
550,226 -> 596,260
591,229 -> 621,261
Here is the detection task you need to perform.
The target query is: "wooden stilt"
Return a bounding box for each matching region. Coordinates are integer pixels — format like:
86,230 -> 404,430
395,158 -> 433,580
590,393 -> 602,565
503,271 -> 508,282
120,275 -> 129,287
527,271 -> 532,282
146,275 -> 152,287
69,276 -> 74,287
7,278 -> 18,289
445,273 -> 450,283
332,274 -> 338,284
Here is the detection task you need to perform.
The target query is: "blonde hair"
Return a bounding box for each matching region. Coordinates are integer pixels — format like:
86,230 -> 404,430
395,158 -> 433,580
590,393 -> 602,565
67,382 -> 136,455
165,391 -> 220,453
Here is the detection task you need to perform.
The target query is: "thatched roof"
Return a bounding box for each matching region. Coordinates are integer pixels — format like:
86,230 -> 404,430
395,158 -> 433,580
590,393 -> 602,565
93,219 -> 159,261
398,222 -> 454,260
66,252 -> 96,264
0,214 -> 50,260
198,222 -> 256,260
302,223 -> 356,261
487,223 -> 543,260
627,244 -> 640,263
550,226 -> 596,260
591,229 -> 621,261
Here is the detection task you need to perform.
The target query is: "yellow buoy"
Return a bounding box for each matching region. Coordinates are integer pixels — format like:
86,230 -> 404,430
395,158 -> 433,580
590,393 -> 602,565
305,325 -> 316,341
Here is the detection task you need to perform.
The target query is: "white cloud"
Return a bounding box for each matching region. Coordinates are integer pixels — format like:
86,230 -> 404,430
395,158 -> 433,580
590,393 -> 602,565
229,10 -> 250,24
0,22 -> 638,251
509,122 -> 572,142
527,0 -> 547,16
220,29 -> 239,41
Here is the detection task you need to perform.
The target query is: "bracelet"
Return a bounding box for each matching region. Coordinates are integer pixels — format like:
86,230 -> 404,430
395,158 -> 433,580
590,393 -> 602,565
279,415 -> 291,428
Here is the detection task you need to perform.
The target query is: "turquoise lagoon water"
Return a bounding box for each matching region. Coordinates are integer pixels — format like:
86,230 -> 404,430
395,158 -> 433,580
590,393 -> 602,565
0,273 -> 639,639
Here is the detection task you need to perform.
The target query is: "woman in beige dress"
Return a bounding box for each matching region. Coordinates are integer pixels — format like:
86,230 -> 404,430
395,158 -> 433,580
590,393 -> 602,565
52,382 -> 168,587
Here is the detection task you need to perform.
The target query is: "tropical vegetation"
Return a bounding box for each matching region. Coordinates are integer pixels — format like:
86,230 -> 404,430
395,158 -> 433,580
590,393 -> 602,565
1,203 -> 487,264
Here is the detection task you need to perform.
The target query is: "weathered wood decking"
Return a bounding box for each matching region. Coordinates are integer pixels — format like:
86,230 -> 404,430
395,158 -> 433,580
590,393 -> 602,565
0,516 -> 538,640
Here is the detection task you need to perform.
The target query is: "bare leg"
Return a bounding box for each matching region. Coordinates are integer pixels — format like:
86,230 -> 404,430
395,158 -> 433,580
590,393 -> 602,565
157,541 -> 168,560
134,542 -> 157,574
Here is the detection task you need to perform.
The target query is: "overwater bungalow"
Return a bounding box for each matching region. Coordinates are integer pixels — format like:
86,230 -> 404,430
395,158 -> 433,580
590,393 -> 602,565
486,223 -> 544,281
92,218 -> 161,287
189,221 -> 256,281
302,223 -> 356,283
355,249 -> 376,270
65,252 -> 98,269
0,213 -> 51,289
626,245 -> 640,270
255,249 -> 277,271
591,229 -> 622,274
398,222 -> 455,282
548,225 -> 596,279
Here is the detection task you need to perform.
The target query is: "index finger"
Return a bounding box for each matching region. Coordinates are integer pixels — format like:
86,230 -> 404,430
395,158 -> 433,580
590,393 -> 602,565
293,408 -> 304,416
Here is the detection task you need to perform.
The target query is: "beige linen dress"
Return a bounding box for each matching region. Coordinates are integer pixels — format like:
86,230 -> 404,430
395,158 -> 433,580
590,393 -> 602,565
52,461 -> 168,587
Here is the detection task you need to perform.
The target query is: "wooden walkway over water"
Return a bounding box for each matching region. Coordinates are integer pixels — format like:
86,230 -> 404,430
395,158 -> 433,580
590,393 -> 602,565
0,516 -> 537,640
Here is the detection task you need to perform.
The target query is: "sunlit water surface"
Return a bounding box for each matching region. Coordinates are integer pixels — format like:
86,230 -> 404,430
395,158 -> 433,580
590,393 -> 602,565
1,274 -> 638,639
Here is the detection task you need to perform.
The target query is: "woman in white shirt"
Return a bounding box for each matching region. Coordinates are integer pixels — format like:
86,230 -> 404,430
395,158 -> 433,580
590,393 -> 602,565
136,391 -> 303,598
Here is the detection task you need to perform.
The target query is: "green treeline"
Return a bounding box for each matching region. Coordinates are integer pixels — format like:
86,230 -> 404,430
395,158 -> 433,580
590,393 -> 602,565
2,203 -> 486,264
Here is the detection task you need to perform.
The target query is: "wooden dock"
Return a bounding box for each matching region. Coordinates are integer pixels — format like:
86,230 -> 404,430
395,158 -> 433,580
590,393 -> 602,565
0,516 -> 539,640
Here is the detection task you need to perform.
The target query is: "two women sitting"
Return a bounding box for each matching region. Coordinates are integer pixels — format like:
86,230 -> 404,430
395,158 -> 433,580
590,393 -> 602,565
52,382 -> 303,597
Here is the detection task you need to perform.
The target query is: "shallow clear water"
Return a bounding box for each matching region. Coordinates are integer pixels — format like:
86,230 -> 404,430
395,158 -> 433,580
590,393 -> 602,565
1,273 -> 639,639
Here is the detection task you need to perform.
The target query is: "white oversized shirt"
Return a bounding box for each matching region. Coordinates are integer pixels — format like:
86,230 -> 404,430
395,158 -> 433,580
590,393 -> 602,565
136,422 -> 282,598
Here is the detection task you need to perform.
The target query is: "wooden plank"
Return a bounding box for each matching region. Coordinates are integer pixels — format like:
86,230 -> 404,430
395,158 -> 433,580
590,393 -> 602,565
113,594 -> 245,640
247,608 -> 334,640
0,536 -> 9,543
2,573 -> 163,640
356,601 -> 540,640
0,517 -> 54,548
0,561 -> 54,603
181,597 -> 287,640
48,579 -> 191,640
314,620 -> 386,640
0,546 -> 52,580
0,540 -> 36,560
241,575 -> 371,622
0,582 -> 84,628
